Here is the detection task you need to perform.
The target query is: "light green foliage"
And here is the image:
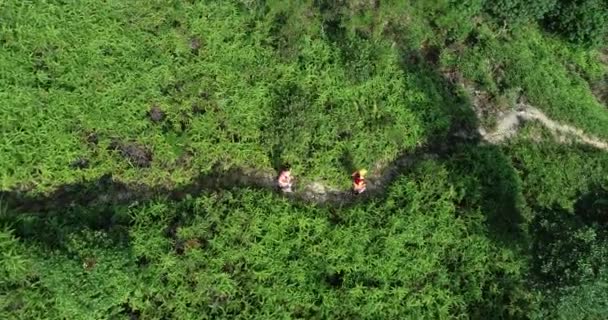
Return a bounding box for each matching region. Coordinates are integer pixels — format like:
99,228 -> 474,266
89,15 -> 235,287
0,0 -> 434,192
508,132 -> 608,209
0,228 -> 29,286
1,205 -> 135,318
404,0 -> 486,43
0,226 -> 57,319
1,160 -> 532,319
1,0 -> 608,319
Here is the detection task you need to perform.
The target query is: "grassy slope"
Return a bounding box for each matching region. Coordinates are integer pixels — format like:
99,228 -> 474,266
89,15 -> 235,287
5,137 -> 604,319
509,124 -> 608,209
1,0 -> 608,319
375,1 -> 608,137
2,1 -> 604,193
1,160 -> 530,319
448,26 -> 608,138
1,1 -> 450,192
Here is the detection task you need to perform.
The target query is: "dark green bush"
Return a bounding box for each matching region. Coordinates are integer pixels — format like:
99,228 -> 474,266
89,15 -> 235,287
485,0 -> 558,25
530,188 -> 608,318
413,0 -> 486,42
544,0 -> 608,47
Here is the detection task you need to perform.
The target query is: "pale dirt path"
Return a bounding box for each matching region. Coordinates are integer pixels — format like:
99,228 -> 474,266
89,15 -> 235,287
201,148 -> 434,205
480,103 -> 608,151
296,93 -> 608,202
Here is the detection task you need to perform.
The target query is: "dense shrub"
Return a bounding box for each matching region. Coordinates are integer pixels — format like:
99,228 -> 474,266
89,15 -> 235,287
0,0 -> 443,192
484,0 -> 558,26
483,0 -> 607,46
529,187 -> 608,318
413,0 -> 487,42
0,160 -> 533,319
544,0 -> 608,47
2,0 -> 608,319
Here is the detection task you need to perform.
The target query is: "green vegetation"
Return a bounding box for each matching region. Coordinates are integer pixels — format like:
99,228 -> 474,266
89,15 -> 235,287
1,0 -> 453,192
486,0 -> 558,26
545,0 -> 608,47
1,160 -> 532,319
1,0 -> 608,319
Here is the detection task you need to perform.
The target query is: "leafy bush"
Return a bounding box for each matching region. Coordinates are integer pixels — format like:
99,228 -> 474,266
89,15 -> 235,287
529,187 -> 608,319
0,159 -> 533,319
408,0 -> 487,43
544,0 -> 608,47
508,138 -> 608,209
484,0 -> 558,26
0,0 -> 444,192
2,1 -> 608,319
532,208 -> 606,286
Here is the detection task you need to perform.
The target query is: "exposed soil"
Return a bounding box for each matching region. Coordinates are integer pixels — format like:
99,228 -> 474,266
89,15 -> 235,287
481,103 -> 608,151
421,42 -> 441,66
591,75 -> 608,106
119,302 -> 141,320
190,37 -> 202,55
110,140 -> 153,167
191,103 -> 206,115
122,143 -> 153,167
594,49 -> 608,106
85,132 -> 99,145
463,82 -> 608,151
149,105 -> 165,122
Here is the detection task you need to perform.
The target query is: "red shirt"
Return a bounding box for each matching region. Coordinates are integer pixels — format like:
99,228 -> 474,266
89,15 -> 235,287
353,175 -> 364,185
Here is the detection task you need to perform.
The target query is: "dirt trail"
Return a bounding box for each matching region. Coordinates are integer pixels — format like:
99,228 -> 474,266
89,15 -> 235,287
299,96 -> 608,202
3,146 -> 441,212
290,148 -> 436,204
480,103 -> 608,151
4,92 -> 608,211
466,82 -> 608,150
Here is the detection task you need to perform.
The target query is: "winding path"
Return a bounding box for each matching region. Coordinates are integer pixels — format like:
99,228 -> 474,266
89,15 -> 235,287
3,95 -> 608,212
481,103 -> 608,150
293,100 -> 608,202
468,84 -> 608,150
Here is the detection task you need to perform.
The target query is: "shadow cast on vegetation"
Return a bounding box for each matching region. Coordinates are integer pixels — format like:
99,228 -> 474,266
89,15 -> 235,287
444,144 -> 528,247
338,149 -> 356,175
529,185 -> 608,289
4,4 -> 606,319
0,142 -> 447,214
1,0 -> 531,280
0,6 -> 547,317
379,16 -> 528,248
0,2 -> 527,250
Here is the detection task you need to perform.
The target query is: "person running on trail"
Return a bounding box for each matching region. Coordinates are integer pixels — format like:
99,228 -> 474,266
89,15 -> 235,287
277,168 -> 293,193
352,169 -> 367,194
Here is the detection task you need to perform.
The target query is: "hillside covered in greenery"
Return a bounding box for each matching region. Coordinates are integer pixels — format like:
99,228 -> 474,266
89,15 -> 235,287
1,0 -> 608,319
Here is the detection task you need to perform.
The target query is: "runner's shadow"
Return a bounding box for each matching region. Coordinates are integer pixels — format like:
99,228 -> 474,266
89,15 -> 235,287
339,149 -> 356,175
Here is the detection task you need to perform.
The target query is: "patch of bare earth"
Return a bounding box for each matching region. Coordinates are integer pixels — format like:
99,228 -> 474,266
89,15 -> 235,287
110,140 -> 153,168
460,81 -> 608,151
591,75 -> 608,107
593,48 -> 608,106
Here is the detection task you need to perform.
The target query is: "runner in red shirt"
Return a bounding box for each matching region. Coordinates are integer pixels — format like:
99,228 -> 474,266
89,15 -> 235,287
352,169 -> 367,194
